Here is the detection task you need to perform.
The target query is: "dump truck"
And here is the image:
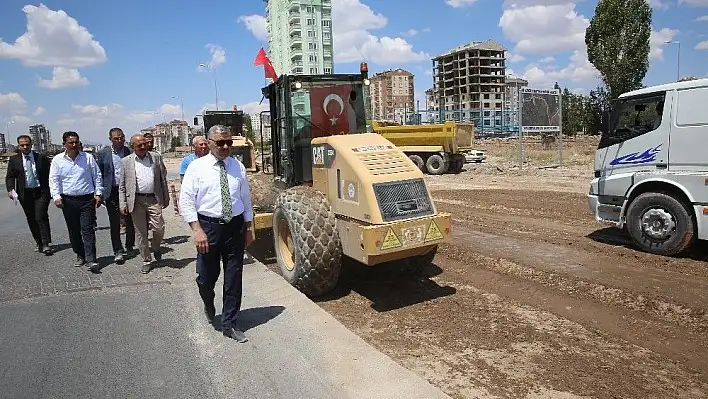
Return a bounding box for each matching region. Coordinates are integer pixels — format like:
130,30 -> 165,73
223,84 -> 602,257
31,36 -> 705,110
194,108 -> 258,172
229,63 -> 453,298
370,120 -> 475,174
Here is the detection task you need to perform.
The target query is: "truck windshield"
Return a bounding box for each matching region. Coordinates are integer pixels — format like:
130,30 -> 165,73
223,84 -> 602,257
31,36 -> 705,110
290,81 -> 368,139
602,93 -> 665,146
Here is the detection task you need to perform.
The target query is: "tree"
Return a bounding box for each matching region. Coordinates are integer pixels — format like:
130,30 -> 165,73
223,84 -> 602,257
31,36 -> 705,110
170,136 -> 181,152
243,115 -> 255,142
585,85 -> 610,135
585,0 -> 652,100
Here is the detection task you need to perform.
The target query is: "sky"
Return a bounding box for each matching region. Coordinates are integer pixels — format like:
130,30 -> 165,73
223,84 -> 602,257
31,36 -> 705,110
0,0 -> 706,145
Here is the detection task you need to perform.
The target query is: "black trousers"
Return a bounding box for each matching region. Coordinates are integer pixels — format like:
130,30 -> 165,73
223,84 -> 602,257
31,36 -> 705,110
196,213 -> 246,330
20,187 -> 51,247
61,194 -> 97,262
106,185 -> 135,254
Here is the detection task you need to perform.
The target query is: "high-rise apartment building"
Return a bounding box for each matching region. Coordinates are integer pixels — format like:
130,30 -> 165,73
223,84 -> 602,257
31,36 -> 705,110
265,0 -> 334,77
0,133 -> 6,153
431,39 -> 506,131
504,75 -> 528,131
370,69 -> 415,123
28,124 -> 52,152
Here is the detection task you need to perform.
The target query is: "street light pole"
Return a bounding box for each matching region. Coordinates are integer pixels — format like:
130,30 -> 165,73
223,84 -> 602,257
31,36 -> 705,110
198,63 -> 219,110
664,40 -> 681,81
172,95 -> 185,121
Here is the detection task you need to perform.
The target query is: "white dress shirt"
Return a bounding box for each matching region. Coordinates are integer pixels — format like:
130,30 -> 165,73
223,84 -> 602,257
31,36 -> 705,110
179,153 -> 253,223
134,154 -> 155,194
49,151 -> 102,200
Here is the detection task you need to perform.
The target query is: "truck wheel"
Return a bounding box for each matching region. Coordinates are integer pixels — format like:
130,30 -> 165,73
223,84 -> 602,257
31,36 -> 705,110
625,192 -> 695,256
450,156 -> 464,174
272,186 -> 342,297
426,154 -> 448,175
408,154 -> 425,172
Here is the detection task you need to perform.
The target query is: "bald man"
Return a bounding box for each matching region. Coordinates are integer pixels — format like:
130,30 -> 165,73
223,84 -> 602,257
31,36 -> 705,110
179,136 -> 209,182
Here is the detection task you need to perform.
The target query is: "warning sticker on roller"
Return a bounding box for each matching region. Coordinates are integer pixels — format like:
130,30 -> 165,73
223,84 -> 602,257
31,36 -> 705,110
425,220 -> 444,242
380,228 -> 402,250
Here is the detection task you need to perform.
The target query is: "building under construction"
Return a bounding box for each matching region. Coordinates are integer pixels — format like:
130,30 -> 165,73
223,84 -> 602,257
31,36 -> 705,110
430,39 -> 507,133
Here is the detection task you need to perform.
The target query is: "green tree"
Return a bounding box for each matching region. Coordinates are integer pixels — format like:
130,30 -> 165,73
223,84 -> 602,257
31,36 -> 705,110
585,85 -> 610,135
170,136 -> 181,152
243,115 -> 255,142
585,0 -> 652,99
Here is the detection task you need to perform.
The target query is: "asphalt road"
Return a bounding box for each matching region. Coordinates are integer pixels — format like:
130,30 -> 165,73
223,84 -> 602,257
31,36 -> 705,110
0,191 -> 450,399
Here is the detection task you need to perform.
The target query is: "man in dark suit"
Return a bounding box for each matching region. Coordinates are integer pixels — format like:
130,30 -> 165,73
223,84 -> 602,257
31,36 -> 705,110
96,127 -> 135,263
5,134 -> 52,254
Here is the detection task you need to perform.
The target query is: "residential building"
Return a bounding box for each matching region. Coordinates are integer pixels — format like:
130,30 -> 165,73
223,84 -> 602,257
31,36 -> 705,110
28,124 -> 52,152
0,133 -> 6,153
431,39 -> 506,132
168,119 -> 190,147
265,0 -> 334,77
504,75 -> 528,132
370,69 -> 415,123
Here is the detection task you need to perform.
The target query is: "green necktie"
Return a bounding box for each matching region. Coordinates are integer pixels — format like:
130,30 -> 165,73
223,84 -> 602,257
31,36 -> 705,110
218,160 -> 232,221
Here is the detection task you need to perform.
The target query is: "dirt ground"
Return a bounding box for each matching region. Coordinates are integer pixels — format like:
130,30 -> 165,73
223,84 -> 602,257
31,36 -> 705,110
252,135 -> 708,399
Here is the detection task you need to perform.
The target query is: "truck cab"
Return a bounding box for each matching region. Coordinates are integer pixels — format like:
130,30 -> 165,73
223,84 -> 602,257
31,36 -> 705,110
588,78 -> 708,255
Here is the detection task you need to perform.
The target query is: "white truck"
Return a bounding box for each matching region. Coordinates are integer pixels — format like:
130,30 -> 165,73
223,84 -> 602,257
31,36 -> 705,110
588,77 -> 708,256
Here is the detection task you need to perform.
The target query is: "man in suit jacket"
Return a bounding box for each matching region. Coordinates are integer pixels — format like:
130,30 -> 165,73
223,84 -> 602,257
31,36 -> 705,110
118,134 -> 169,274
5,135 -> 52,254
97,127 -> 135,263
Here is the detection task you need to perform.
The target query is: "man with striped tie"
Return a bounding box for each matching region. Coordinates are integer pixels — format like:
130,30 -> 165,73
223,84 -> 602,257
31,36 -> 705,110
179,124 -> 254,343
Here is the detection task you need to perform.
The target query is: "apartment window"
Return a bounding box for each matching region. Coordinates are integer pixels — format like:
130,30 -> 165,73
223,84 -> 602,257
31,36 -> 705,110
323,32 -> 331,40
308,42 -> 318,50
483,94 -> 489,99
324,67 -> 332,74
310,67 -> 318,74
307,30 -> 315,37
306,18 -> 315,25
306,6 -> 313,12
309,55 -> 318,62
322,20 -> 330,27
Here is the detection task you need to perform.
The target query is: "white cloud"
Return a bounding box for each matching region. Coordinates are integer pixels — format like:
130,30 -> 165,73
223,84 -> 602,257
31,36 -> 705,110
507,53 -> 526,62
237,0 -> 428,65
499,3 -> 589,55
33,106 -> 45,116
650,0 -> 670,9
238,101 -> 269,115
519,49 -> 599,89
403,29 -> 418,37
205,44 -> 225,68
9,115 -> 32,125
679,0 -> 708,5
55,103 -> 184,143
0,4 -> 106,68
697,15 -> 708,21
238,15 -> 268,42
332,0 -> 429,64
37,67 -> 88,89
0,92 -> 27,115
650,28 -> 679,60
445,0 -> 478,6
696,40 -> 708,50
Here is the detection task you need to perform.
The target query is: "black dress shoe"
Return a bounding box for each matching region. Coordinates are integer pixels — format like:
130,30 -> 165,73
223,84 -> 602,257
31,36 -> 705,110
41,245 -> 51,255
204,304 -> 215,323
222,327 -> 248,343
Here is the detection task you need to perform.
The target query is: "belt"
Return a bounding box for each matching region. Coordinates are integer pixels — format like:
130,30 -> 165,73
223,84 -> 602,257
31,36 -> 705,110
198,213 -> 243,225
61,193 -> 93,199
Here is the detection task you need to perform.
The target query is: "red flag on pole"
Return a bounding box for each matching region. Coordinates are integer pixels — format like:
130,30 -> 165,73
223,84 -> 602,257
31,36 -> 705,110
254,47 -> 278,81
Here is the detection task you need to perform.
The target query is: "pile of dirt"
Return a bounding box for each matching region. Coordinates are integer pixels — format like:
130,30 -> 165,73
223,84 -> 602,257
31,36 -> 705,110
248,173 -> 281,210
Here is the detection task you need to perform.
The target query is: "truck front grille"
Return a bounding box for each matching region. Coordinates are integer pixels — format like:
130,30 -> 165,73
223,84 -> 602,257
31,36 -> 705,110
373,178 -> 434,222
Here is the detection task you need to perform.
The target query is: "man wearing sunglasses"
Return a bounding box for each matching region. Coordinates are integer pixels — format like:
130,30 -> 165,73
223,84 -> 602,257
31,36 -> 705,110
179,124 -> 254,343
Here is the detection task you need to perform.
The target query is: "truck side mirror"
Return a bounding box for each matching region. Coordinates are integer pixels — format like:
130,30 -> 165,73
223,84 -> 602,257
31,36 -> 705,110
193,117 -> 198,126
600,110 -> 610,135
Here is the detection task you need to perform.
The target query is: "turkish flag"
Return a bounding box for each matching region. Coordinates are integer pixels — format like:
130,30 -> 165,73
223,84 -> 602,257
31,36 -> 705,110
309,84 -> 354,138
254,47 -> 278,81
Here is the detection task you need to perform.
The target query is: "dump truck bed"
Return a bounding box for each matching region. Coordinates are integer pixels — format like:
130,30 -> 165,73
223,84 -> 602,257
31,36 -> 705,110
371,121 -> 475,153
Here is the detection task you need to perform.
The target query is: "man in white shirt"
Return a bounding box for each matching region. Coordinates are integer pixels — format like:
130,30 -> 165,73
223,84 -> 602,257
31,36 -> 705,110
49,131 -> 103,272
118,134 -> 169,274
179,124 -> 254,343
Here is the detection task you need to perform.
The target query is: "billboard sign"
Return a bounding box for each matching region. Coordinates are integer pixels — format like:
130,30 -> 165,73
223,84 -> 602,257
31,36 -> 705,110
519,88 -> 561,132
